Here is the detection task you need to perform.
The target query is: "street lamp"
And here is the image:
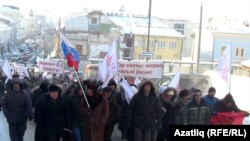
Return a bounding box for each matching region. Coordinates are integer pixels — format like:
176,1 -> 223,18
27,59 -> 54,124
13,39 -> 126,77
196,0 -> 203,74
146,0 -> 152,61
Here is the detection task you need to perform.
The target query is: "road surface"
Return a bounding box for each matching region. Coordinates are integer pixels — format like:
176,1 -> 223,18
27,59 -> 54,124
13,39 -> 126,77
0,111 -> 126,141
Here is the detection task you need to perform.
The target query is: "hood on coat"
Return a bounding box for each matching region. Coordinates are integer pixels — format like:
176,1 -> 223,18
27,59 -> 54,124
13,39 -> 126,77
137,79 -> 157,95
39,80 -> 50,92
10,78 -> 23,90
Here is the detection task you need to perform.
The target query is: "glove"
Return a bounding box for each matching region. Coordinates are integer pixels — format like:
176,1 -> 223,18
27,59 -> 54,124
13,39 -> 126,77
244,112 -> 249,117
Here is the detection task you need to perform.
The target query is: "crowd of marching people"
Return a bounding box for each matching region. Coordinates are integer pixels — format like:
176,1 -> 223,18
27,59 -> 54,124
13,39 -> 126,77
0,69 -> 249,141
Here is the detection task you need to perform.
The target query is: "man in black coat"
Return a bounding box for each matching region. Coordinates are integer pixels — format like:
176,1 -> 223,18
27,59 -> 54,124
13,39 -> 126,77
66,85 -> 84,141
31,80 -> 49,107
128,80 -> 163,141
2,78 -> 34,141
34,84 -> 68,141
157,87 -> 177,141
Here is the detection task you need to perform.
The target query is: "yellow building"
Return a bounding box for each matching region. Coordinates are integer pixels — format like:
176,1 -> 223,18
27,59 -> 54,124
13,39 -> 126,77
107,13 -> 185,60
133,34 -> 184,60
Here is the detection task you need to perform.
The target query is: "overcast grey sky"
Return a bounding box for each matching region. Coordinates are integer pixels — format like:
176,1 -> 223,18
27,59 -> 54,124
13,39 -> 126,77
1,0 -> 250,22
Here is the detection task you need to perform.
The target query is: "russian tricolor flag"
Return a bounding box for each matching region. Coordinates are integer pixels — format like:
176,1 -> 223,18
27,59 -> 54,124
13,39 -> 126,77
59,31 -> 80,71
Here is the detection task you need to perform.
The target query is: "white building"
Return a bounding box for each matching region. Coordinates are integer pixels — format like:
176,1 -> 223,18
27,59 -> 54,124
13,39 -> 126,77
64,13 -> 89,59
0,22 -> 11,43
162,19 -> 198,60
0,6 -> 21,22
0,6 -> 26,40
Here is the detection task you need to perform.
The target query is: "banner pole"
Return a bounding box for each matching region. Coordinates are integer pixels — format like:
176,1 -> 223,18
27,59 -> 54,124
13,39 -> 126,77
73,66 -> 90,108
229,42 -> 232,93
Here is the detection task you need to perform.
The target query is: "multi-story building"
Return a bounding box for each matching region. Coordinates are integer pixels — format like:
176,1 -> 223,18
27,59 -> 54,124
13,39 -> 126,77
0,22 -> 11,43
107,13 -> 185,60
0,5 -> 21,42
0,14 -> 12,44
87,11 -> 120,60
62,10 -> 185,61
212,27 -> 250,63
161,19 -> 198,59
64,13 -> 89,59
192,16 -> 250,63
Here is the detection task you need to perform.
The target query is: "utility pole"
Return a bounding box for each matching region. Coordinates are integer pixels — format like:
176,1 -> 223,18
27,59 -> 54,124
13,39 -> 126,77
146,0 -> 152,61
196,1 -> 203,74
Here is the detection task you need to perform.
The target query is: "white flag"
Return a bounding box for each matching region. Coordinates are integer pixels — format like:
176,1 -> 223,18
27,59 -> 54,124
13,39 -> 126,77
216,44 -> 232,84
97,56 -> 108,82
2,60 -> 12,82
119,74 -> 136,104
168,71 -> 181,88
108,40 -> 118,75
103,40 -> 119,87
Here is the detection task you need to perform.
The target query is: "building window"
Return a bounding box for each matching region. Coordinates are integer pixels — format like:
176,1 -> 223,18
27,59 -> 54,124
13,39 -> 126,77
177,30 -> 184,35
139,54 -> 142,59
241,49 -> 244,57
156,55 -> 162,59
174,23 -> 185,29
158,41 -> 162,48
142,39 -> 146,49
174,23 -> 185,35
236,48 -> 244,57
76,45 -> 83,54
169,42 -> 177,49
158,41 -> 166,49
135,40 -> 140,47
91,18 -> 97,24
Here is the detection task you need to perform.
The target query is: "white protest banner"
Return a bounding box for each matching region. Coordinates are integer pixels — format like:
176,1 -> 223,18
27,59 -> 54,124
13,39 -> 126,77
2,59 -> 12,82
119,73 -> 136,104
14,64 -> 29,79
119,61 -> 164,79
38,60 -> 64,74
102,40 -> 119,87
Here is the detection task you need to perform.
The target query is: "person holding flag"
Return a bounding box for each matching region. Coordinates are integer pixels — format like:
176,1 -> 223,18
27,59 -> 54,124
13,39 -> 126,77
80,81 -> 109,141
58,30 -> 90,108
211,93 -> 249,125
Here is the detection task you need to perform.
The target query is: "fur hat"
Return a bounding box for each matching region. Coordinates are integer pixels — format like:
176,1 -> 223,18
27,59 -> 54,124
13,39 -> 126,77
48,84 -> 61,92
103,86 -> 112,92
108,79 -> 117,88
87,81 -> 98,90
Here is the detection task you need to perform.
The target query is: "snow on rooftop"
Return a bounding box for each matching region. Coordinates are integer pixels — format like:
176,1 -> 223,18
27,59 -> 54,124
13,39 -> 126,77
108,15 -> 184,38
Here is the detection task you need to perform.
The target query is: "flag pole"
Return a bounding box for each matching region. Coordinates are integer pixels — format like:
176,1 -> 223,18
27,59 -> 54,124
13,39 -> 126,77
58,28 -> 90,108
73,66 -> 90,108
229,42 -> 232,93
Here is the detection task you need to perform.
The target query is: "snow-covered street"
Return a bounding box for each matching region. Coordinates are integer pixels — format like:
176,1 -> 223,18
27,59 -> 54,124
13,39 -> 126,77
0,111 -> 125,141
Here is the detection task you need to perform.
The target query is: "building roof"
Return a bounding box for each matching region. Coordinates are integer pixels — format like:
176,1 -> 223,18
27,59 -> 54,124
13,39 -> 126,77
121,26 -> 184,37
0,14 -> 13,22
0,22 -> 11,31
108,14 -> 184,38
108,15 -> 169,28
213,26 -> 250,36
